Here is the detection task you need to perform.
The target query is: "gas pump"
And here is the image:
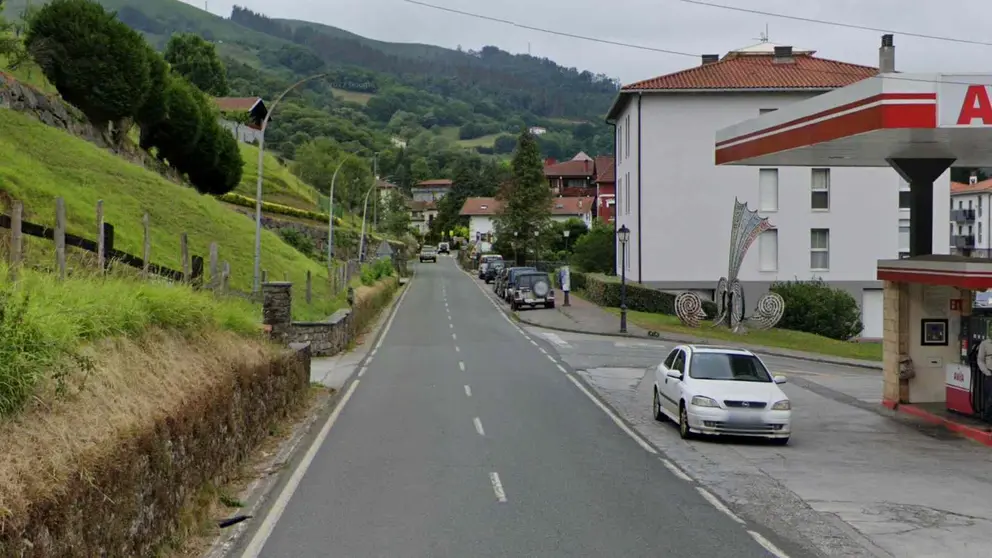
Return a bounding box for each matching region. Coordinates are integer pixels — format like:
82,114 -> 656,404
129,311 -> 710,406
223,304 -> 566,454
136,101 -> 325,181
947,315 -> 992,422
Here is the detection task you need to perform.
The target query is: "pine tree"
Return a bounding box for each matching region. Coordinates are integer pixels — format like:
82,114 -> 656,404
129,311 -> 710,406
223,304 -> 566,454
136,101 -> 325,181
495,130 -> 552,262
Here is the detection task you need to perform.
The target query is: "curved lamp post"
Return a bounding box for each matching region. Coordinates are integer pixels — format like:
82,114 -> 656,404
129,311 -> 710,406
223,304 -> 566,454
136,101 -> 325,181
253,72 -> 327,294
617,224 -> 631,333
357,179 -> 378,263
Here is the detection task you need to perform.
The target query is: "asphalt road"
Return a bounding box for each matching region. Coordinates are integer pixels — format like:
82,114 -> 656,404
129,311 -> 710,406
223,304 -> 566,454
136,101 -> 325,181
252,257 -> 783,558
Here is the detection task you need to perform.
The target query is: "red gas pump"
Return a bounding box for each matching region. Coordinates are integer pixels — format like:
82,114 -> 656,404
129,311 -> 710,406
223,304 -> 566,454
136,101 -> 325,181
947,316 -> 992,421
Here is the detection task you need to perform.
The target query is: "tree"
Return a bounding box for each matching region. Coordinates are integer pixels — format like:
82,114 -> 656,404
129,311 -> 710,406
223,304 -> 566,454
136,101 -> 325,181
493,134 -> 516,154
164,32 -> 230,96
380,190 -> 412,237
570,220 -> 614,273
185,101 -> 243,195
136,46 -> 170,148
25,0 -> 153,128
495,130 -> 552,263
143,74 -> 209,167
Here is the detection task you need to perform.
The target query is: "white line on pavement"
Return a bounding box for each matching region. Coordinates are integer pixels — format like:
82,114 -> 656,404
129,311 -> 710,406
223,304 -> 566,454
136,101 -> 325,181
529,339 -> 538,347
659,458 -> 693,482
455,346 -> 461,353
564,374 -> 657,455
447,315 -> 451,321
459,361 -> 466,371
357,366 -> 367,378
369,349 -> 377,358
464,385 -> 472,397
489,472 -> 507,502
449,323 -> 454,329
556,364 -> 567,374
696,487 -> 743,524
748,531 -> 791,558
452,333 -> 457,340
538,347 -> 548,355
540,332 -> 572,348
473,417 -> 486,436
546,355 -> 557,364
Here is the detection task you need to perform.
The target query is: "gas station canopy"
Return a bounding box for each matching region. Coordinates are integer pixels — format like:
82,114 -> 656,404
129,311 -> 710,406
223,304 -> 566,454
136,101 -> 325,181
715,73 -> 992,168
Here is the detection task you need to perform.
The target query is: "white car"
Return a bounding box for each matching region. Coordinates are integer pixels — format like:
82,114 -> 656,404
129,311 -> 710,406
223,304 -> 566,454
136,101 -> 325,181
652,345 -> 792,444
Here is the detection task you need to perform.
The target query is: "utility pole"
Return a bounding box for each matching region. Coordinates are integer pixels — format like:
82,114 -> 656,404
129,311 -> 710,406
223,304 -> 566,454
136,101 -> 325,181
372,152 -> 380,229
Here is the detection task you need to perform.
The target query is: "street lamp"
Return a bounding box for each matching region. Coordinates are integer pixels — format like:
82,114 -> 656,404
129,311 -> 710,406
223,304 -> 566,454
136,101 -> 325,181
617,224 -> 630,333
357,179 -> 378,263
563,229 -> 571,252
533,229 -> 540,266
513,231 -> 519,264
253,72 -> 327,294
327,158 -> 349,268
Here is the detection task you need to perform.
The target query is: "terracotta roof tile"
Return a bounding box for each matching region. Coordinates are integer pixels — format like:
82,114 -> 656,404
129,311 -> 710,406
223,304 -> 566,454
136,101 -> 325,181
459,196 -> 595,217
544,159 -> 594,178
214,97 -> 262,111
623,52 -> 877,91
951,180 -> 992,194
595,156 -> 615,184
460,197 -> 501,216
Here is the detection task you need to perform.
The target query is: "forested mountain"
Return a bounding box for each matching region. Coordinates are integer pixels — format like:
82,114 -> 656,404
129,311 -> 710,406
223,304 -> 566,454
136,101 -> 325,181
2,0 -> 617,161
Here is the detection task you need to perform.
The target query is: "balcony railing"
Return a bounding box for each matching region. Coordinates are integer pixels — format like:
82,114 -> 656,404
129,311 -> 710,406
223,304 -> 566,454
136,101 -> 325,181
952,235 -> 976,249
952,209 -> 976,222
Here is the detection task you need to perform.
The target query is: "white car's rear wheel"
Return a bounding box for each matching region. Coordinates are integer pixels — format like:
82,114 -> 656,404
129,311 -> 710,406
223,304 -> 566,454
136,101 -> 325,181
653,389 -> 667,422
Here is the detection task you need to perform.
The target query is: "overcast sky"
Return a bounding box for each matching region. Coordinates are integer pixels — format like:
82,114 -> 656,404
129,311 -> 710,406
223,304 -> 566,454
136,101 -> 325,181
185,0 -> 992,84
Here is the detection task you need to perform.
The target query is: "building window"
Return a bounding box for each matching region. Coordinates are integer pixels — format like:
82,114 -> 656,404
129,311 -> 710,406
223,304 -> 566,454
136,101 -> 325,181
969,200 -> 974,210
625,172 -> 631,215
811,169 -> 830,210
617,124 -> 622,161
980,196 -> 983,217
959,200 -> 964,209
759,108 -> 777,115
899,190 -> 910,210
899,219 -> 910,252
758,169 -> 779,211
810,228 -> 830,270
625,115 -> 631,159
759,230 -> 778,271
980,222 -> 984,244
617,176 -> 622,215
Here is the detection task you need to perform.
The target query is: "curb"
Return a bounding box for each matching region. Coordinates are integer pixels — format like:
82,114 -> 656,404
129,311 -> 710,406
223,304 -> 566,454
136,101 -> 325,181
514,314 -> 883,371
890,401 -> 992,447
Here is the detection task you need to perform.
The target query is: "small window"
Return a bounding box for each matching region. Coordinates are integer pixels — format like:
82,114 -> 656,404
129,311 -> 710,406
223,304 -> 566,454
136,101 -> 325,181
980,222 -> 984,244
625,172 -> 631,215
811,169 -> 830,210
899,190 -> 910,210
811,228 -> 830,270
480,205 -> 488,210
759,169 -> 779,212
970,200 -> 974,210
759,230 -> 778,272
663,350 -> 679,369
625,115 -> 631,159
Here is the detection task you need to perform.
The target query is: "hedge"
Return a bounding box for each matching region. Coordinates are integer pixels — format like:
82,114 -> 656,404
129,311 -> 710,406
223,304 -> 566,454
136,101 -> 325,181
568,270 -> 719,318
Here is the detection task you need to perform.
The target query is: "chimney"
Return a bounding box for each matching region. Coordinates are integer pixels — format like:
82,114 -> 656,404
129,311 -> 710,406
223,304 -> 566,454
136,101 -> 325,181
773,45 -> 794,64
701,54 -> 719,65
879,34 -> 895,74
545,157 -> 557,167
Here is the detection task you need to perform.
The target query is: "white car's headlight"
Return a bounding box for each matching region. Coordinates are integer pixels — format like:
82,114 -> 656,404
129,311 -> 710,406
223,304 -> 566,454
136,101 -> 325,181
690,395 -> 719,408
771,400 -> 791,411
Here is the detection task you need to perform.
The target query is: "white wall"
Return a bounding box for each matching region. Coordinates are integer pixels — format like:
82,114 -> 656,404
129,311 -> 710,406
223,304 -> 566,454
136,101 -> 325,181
469,216 -> 495,240
614,102 -> 640,277
949,192 -> 989,251
616,92 -> 950,284
219,119 -> 262,144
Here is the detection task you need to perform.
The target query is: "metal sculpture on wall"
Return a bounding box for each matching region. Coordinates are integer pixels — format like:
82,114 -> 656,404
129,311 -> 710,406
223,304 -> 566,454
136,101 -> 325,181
673,198 -> 786,332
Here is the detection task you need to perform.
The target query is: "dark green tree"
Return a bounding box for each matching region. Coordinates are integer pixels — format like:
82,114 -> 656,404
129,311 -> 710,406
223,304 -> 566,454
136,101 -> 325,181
144,74 -> 208,167
164,32 -> 230,96
569,220 -> 615,273
25,0 -> 153,128
136,46 -> 170,148
380,190 -> 412,237
495,130 -> 552,263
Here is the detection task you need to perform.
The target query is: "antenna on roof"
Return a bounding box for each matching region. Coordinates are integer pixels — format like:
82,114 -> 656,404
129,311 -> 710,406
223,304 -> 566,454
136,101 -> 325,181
753,24 -> 770,43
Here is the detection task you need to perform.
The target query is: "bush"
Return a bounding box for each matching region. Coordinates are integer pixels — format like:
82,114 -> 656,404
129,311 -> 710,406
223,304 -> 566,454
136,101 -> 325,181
570,221 -> 615,273
26,0 -> 153,126
574,271 -> 719,319
359,258 -> 394,286
770,279 -> 863,340
279,228 -> 317,259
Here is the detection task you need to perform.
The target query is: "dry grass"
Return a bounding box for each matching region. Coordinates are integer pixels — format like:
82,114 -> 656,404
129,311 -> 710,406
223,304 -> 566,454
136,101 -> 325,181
0,328 -> 276,527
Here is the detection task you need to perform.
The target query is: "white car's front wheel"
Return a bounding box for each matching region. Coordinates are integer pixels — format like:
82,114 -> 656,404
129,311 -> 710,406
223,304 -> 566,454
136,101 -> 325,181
679,404 -> 695,440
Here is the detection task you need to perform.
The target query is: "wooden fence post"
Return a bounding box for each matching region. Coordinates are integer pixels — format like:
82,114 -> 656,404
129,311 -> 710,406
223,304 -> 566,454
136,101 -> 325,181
96,200 -> 104,273
142,213 -> 150,279
180,233 -> 189,282
306,270 -> 312,304
102,223 -> 114,272
209,242 -> 218,290
55,197 -> 66,281
262,269 -> 267,284
222,261 -> 230,292
10,201 -> 22,281
191,255 -> 204,289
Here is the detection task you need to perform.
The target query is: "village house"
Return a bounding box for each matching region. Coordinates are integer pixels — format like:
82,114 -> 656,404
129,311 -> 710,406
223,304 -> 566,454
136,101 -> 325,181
214,97 -> 268,144
459,196 -> 595,242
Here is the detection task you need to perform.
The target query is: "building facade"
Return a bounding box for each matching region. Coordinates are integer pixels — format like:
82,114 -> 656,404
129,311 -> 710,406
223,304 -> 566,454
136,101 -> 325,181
459,196 -> 595,242
949,176 -> 991,258
606,42 -> 950,339
411,179 -> 452,203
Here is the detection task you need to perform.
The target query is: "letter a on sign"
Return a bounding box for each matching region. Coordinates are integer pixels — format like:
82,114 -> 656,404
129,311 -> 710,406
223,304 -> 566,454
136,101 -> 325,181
957,85 -> 992,125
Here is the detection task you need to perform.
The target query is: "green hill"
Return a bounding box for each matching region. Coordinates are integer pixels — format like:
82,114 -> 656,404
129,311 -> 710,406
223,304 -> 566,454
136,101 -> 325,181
0,108 -> 344,321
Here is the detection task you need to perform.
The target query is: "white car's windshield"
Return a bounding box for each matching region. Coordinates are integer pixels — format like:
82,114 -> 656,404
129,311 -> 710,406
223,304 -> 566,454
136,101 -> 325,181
689,353 -> 772,382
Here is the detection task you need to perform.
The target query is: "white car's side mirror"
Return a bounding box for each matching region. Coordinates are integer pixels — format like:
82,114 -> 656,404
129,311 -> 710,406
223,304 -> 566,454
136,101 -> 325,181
774,375 -> 787,384
666,371 -> 683,381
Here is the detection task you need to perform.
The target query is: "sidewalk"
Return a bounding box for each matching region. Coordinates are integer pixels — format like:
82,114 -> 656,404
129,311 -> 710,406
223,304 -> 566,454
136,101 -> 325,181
513,289 -> 883,370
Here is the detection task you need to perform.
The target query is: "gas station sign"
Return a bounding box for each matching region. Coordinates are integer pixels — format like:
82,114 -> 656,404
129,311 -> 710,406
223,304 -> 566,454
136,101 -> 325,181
939,76 -> 992,127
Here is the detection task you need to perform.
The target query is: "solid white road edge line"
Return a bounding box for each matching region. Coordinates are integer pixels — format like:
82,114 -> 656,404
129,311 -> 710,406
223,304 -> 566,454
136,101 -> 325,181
556,364 -> 567,374
489,472 -> 507,503
696,487 -> 744,524
659,458 -> 693,482
240,379 -> 360,558
357,366 -> 367,378
459,361 -> 466,371
473,417 -> 485,436
240,272 -> 414,558
748,530 -> 791,558
464,385 -> 472,397
564,374 -> 657,455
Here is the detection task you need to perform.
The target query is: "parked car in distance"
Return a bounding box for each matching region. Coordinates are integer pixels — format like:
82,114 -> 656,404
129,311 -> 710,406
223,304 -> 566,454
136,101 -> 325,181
652,345 -> 791,445
510,271 -> 554,310
484,260 -> 505,283
478,254 -> 503,279
438,242 -> 450,254
502,267 -> 537,301
420,245 -> 437,263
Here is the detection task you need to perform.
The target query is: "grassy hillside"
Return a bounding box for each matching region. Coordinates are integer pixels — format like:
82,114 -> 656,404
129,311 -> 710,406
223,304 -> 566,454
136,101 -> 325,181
0,109 -> 343,320
236,142 -> 322,211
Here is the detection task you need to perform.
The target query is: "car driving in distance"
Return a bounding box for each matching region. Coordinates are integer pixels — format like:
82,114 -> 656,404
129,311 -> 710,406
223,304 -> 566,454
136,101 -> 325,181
652,345 -> 791,444
438,242 -> 450,254
419,245 -> 437,263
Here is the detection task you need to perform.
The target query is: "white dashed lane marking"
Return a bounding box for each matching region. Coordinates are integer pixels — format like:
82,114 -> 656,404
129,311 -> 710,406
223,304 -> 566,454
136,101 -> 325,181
489,472 -> 507,503
464,385 -> 472,397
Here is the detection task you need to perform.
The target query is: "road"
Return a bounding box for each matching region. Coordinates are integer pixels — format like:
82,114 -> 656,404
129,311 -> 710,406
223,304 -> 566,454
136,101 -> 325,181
244,256 -> 788,558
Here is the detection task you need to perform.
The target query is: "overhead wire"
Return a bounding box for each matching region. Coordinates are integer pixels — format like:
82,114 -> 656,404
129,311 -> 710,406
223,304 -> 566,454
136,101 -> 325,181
401,0 -> 992,88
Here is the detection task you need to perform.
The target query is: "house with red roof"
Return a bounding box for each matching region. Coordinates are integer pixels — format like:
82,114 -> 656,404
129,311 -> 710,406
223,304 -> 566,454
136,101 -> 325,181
949,173 -> 992,258
459,196 -> 595,242
605,39 -> 949,339
214,97 -> 268,144
411,179 -> 453,203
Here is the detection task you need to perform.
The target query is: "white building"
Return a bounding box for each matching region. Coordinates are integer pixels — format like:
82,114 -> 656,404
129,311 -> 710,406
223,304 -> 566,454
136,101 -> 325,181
411,179 -> 452,203
214,97 -> 267,144
606,41 -> 950,339
949,175 -> 990,258
408,200 -> 438,234
460,196 -> 595,242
